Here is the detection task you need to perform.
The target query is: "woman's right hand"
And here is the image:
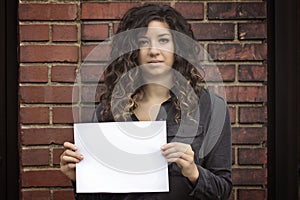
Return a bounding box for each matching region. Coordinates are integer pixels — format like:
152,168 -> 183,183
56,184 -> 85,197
60,142 -> 84,181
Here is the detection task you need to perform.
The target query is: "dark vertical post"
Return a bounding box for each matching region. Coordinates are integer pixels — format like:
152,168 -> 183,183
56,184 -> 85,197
0,0 -> 19,199
267,0 -> 275,199
6,0 -> 20,198
269,0 -> 299,199
0,0 -> 7,198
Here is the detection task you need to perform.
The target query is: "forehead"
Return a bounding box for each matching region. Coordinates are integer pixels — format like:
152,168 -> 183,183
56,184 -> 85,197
148,20 -> 170,29
141,20 -> 171,37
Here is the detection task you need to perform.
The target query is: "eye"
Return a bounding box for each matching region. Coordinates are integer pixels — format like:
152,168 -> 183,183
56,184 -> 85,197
138,39 -> 150,47
159,38 -> 170,44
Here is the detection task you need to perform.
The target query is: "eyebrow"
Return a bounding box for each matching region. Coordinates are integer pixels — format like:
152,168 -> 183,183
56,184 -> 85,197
158,33 -> 171,37
138,33 -> 171,39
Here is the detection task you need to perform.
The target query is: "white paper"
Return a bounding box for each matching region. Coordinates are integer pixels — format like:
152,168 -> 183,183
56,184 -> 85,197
74,121 -> 169,193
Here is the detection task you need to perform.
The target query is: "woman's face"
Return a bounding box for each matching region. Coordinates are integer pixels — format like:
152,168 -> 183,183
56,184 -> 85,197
137,20 -> 175,77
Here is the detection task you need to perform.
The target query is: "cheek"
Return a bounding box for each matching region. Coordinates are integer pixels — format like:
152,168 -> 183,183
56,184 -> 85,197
138,50 -> 146,64
167,44 -> 175,63
167,52 -> 175,64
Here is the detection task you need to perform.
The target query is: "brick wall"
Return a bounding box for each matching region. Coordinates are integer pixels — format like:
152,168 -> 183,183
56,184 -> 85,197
19,1 -> 267,200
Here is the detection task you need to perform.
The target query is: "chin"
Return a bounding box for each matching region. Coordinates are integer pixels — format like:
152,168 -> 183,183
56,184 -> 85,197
141,68 -> 173,82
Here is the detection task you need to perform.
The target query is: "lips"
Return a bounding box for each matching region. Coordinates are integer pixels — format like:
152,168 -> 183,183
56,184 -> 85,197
148,60 -> 162,63
146,61 -> 163,67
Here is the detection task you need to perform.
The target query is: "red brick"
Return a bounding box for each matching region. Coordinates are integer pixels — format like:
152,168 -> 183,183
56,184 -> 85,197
20,45 -> 78,63
238,65 -> 267,82
21,189 -> 50,200
18,0 -> 270,194
51,65 -> 77,83
19,24 -> 49,41
20,107 -> 49,124
208,2 -> 267,20
81,106 -> 97,122
238,148 -> 267,165
22,148 -> 49,166
208,43 -> 267,61
203,65 -> 235,82
239,106 -> 267,123
81,84 -> 106,103
239,22 -> 267,40
191,23 -> 234,40
80,64 -> 106,83
81,44 -> 111,62
52,25 -> 78,42
174,2 -> 204,20
52,106 -> 79,124
232,168 -> 267,185
81,85 -> 97,103
19,86 -> 78,103
113,22 -> 120,34
225,86 -> 267,103
207,86 -> 226,103
19,65 -> 48,83
19,3 -> 77,21
229,106 -> 236,124
52,148 -> 64,165
232,127 -> 267,145
22,170 -> 71,187
228,190 -> 234,200
232,148 -> 235,165
52,189 -> 75,200
81,2 -> 139,20
21,128 -> 73,145
238,189 -> 267,200
82,24 -> 109,41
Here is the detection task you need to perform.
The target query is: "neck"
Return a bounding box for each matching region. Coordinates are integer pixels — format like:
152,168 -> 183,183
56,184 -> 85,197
143,84 -> 170,101
142,69 -> 173,89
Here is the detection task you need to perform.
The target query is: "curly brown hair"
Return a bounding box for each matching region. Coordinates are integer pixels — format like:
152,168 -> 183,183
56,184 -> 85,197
98,4 -> 204,123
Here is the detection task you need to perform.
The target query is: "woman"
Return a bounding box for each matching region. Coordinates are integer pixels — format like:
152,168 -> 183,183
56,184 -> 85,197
60,4 -> 232,200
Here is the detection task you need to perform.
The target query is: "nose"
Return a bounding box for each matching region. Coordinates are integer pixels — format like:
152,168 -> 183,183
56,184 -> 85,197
148,44 -> 160,57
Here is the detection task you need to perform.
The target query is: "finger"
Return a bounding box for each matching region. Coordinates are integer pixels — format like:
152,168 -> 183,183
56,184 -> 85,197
167,156 -> 188,166
60,150 -> 83,163
64,142 -> 77,151
61,155 -> 82,165
64,150 -> 83,161
161,146 -> 177,156
164,151 -> 185,159
168,157 -> 191,169
161,142 -> 181,150
163,147 -> 193,157
164,151 -> 194,164
180,145 -> 192,154
162,146 -> 192,159
61,162 -> 77,171
162,142 -> 191,154
65,148 -> 82,156
167,157 -> 180,163
179,153 -> 194,163
161,142 -> 175,150
67,163 -> 76,169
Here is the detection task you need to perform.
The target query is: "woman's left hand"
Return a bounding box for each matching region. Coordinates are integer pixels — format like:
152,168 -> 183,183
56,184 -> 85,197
161,142 -> 199,184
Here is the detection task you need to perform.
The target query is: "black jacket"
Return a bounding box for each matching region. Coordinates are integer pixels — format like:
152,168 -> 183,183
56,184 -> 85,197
73,88 -> 232,200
